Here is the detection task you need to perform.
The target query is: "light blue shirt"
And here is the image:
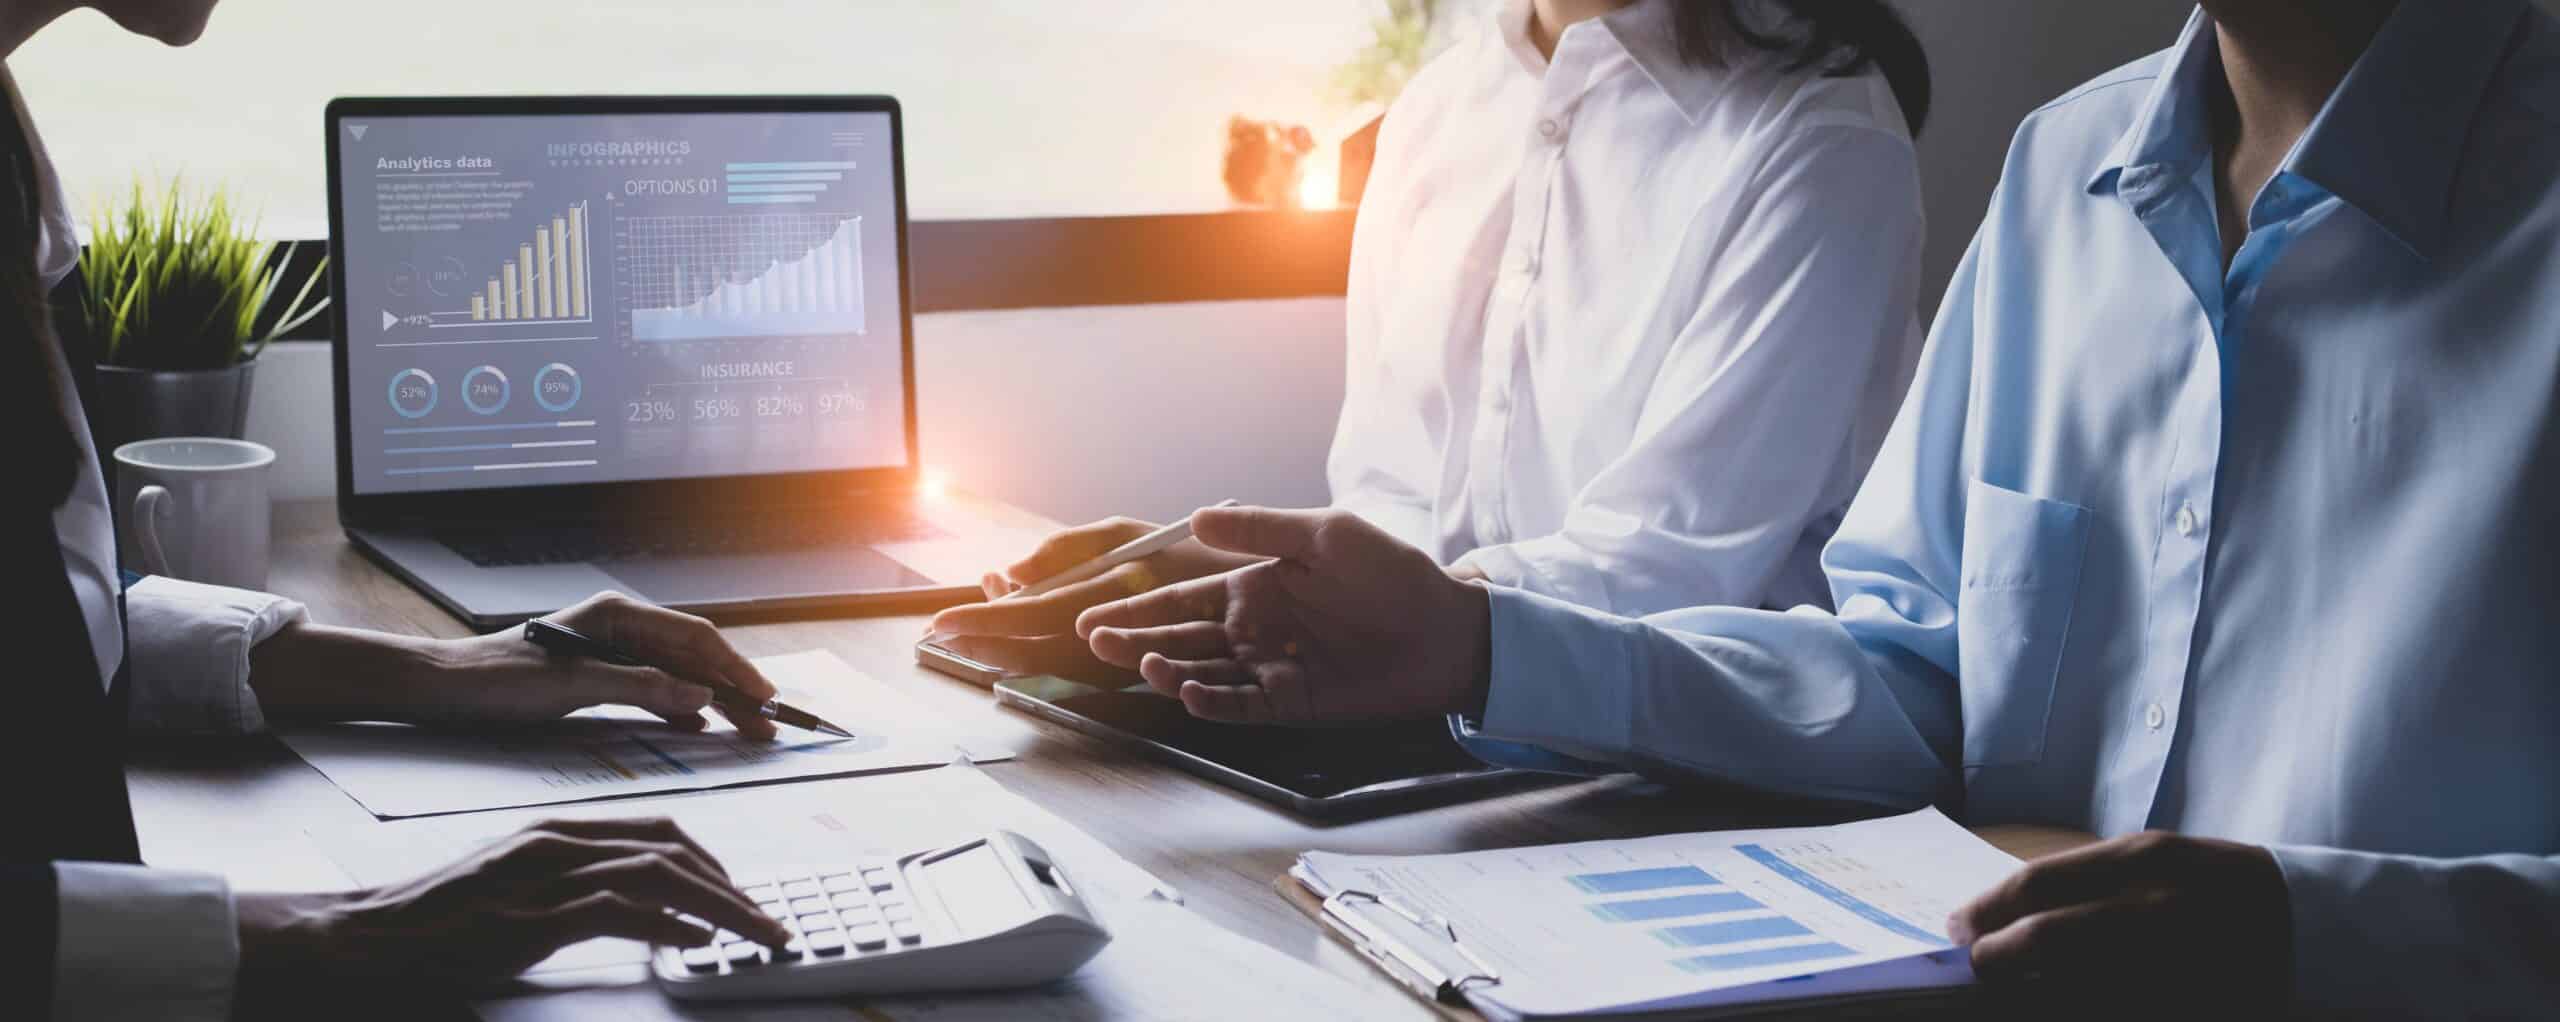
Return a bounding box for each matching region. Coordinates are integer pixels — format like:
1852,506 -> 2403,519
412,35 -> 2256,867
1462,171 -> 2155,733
1461,3 -> 2560,1015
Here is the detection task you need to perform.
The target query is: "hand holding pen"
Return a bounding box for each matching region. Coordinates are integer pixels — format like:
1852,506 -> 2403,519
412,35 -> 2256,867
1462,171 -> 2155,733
523,611 -> 854,739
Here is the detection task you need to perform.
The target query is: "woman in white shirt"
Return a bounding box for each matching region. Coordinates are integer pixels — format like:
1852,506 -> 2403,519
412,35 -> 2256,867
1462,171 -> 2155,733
934,0 -> 1929,678
5,3 -> 793,1016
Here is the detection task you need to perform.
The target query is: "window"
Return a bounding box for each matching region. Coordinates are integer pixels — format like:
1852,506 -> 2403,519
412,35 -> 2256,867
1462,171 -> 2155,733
15,1 -> 1472,234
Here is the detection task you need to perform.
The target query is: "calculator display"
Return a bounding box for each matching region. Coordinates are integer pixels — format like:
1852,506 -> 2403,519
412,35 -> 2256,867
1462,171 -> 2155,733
921,841 -> 1033,931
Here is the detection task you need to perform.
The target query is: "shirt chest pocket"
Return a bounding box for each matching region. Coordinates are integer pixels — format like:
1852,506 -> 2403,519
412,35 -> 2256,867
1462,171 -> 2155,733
1956,479 -> 2092,768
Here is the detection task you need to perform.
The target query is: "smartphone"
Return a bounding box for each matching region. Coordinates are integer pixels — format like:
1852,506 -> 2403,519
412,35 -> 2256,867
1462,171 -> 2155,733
915,638 -> 1007,686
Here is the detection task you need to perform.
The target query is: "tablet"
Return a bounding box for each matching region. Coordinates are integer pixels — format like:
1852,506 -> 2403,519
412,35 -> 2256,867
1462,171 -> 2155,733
992,676 -> 1547,817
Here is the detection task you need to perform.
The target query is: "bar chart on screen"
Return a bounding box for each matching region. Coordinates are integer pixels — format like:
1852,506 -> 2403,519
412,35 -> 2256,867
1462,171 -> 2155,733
624,211 -> 867,343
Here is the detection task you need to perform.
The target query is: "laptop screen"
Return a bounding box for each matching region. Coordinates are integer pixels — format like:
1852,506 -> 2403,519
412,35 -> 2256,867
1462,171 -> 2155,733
333,106 -> 908,495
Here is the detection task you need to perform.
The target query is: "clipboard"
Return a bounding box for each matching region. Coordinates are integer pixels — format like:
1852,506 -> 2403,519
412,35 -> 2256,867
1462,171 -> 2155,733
1277,869 -> 1490,1021
1275,869 -> 1984,1021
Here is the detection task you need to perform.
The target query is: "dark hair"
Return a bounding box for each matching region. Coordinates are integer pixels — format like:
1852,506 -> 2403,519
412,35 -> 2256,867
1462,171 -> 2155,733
0,74 -> 79,509
1672,0 -> 1932,135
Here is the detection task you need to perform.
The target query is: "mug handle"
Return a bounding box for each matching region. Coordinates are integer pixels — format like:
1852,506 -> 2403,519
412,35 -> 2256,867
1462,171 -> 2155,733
133,484 -> 174,578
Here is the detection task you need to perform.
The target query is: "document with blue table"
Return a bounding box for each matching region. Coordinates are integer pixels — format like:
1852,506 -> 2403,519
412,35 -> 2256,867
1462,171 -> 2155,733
1291,808 -> 2022,1020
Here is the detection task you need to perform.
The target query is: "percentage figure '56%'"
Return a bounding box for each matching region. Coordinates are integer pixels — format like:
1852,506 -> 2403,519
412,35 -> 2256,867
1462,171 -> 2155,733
691,396 -> 744,421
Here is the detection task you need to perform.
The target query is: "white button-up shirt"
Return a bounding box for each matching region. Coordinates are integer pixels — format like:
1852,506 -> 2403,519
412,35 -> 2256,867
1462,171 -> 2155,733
17,70 -> 305,1021
1329,0 -> 1925,616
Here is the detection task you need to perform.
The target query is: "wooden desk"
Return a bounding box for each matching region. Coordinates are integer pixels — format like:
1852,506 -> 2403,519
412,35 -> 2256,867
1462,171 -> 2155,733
127,497 -> 2095,1017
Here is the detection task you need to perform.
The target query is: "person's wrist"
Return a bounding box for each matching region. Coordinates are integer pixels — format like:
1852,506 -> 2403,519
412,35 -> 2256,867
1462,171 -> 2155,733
248,622 -> 453,724
236,890 -> 355,984
1447,578 -> 1493,717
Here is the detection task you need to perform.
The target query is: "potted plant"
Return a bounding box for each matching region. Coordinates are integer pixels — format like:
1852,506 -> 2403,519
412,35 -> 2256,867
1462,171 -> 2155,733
79,178 -> 328,457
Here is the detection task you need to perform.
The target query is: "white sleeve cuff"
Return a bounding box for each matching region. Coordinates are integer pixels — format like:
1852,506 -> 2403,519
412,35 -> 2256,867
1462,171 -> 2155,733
53,862 -> 237,1021
125,575 -> 308,735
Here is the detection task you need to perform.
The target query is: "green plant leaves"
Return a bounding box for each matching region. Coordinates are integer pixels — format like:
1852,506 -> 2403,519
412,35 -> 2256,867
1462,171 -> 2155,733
78,177 -> 331,371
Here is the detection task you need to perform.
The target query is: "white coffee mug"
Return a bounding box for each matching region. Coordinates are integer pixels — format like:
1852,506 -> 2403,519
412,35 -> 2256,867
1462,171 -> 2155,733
112,437 -> 276,590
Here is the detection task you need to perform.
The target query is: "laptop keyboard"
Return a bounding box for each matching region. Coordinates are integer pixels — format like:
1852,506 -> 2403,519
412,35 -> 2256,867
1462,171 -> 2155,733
437,509 -> 946,567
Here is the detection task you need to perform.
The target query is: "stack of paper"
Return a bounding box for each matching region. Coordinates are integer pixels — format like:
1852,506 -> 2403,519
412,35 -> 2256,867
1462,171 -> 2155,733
279,651 -> 1009,817
305,764 -> 1426,1020
1291,808 -> 2022,1020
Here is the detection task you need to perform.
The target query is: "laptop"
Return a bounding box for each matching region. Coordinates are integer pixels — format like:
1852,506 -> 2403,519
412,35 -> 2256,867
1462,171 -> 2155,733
325,96 -> 1019,628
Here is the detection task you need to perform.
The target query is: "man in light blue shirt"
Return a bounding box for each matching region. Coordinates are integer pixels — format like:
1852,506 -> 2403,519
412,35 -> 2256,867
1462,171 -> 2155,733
1079,0 -> 2560,1013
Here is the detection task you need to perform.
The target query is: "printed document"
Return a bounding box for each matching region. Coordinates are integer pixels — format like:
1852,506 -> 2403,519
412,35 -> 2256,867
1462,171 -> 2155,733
1294,807 -> 2021,1019
279,650 -> 1006,817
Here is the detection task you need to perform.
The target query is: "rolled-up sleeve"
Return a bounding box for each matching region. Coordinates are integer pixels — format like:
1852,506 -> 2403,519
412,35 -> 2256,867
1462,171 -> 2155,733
124,575 -> 305,735
53,862 -> 236,1020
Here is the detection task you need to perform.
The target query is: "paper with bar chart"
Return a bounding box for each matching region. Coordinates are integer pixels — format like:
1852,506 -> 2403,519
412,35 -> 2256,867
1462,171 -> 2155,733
338,109 -> 909,493
1294,808 -> 2022,1019
275,651 -> 1013,818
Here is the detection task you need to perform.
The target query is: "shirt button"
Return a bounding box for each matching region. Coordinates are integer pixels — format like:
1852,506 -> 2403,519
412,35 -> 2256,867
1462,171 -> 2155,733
2143,702 -> 2166,731
2174,503 -> 2198,538
1537,118 -> 1561,140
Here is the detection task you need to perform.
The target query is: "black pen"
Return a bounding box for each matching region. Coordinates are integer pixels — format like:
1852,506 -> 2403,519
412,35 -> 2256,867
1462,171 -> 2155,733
521,618 -> 855,738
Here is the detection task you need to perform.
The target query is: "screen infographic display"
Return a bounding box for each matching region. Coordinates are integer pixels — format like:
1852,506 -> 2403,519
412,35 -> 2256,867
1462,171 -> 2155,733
336,110 -> 906,494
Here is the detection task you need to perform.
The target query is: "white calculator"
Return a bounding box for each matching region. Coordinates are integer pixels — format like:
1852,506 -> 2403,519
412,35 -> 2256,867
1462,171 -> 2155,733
653,830 -> 1112,1000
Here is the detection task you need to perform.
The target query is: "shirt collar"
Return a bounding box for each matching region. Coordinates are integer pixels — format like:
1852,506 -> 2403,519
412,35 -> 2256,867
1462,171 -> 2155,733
1494,0 -> 1720,124
2089,0 -> 2526,258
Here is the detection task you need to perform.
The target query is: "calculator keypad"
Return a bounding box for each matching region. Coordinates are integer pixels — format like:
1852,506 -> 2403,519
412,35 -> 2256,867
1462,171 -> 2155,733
679,865 -> 924,975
